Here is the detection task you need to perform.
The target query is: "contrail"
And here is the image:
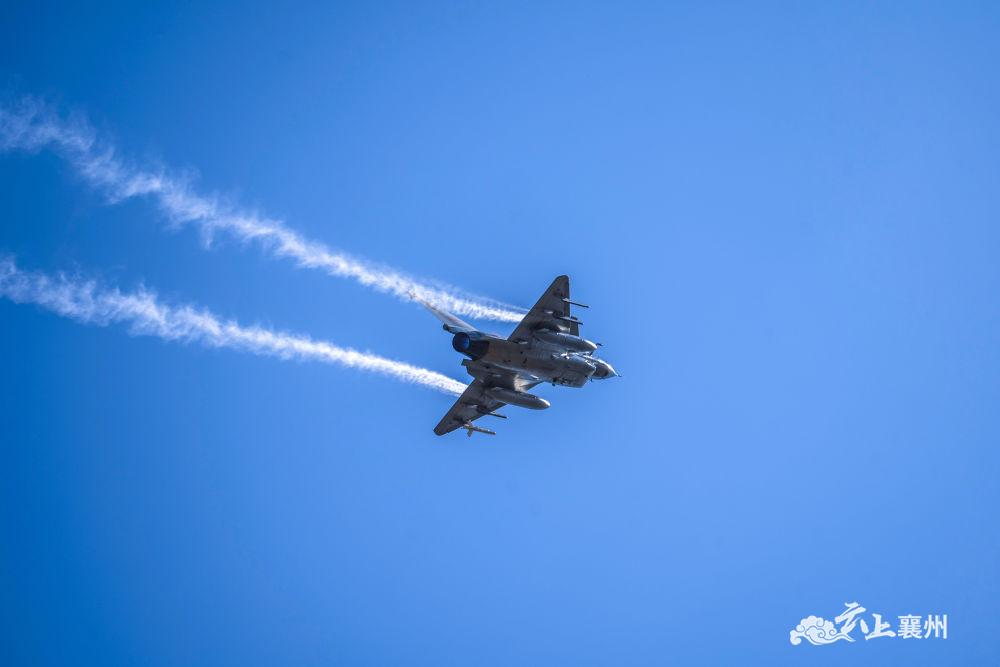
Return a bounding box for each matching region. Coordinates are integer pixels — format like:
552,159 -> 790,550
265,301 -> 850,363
0,257 -> 467,396
0,97 -> 526,323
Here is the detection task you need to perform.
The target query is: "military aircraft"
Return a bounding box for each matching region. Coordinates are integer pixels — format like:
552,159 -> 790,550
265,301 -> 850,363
416,275 -> 617,437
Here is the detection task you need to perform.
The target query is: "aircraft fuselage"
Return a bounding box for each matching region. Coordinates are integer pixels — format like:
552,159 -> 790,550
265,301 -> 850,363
452,331 -> 614,388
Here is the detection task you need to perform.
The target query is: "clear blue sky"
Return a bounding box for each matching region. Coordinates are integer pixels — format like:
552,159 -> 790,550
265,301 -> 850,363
2,2 -> 998,664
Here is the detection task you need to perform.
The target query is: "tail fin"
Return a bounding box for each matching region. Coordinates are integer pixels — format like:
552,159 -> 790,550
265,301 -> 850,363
410,291 -> 477,333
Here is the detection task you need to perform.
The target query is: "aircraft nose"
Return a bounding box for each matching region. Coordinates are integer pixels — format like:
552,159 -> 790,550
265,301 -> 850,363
592,360 -> 617,379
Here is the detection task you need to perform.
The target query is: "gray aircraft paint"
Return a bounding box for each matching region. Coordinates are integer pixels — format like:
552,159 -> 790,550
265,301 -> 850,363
417,275 -> 617,437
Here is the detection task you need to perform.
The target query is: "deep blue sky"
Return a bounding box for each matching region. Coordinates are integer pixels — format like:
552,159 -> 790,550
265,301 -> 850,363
2,2 -> 999,664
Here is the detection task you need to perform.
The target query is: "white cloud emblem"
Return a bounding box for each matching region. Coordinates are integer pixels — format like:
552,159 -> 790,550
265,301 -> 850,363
789,615 -> 851,645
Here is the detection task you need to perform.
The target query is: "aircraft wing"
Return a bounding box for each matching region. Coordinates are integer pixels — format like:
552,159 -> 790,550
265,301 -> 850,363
434,361 -> 544,436
507,275 -> 582,342
433,378 -> 506,435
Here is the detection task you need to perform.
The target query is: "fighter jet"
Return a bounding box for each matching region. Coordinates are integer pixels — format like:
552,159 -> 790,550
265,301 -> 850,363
417,275 -> 617,437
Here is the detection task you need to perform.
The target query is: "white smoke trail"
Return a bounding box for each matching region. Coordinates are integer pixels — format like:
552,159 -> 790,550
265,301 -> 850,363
0,97 -> 526,323
0,257 -> 467,396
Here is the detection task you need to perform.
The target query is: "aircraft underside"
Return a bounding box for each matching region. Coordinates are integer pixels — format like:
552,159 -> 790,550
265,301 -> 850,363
417,275 -> 617,436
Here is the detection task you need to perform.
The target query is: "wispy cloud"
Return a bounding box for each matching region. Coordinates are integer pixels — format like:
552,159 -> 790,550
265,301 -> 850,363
0,257 -> 467,395
0,97 -> 526,322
